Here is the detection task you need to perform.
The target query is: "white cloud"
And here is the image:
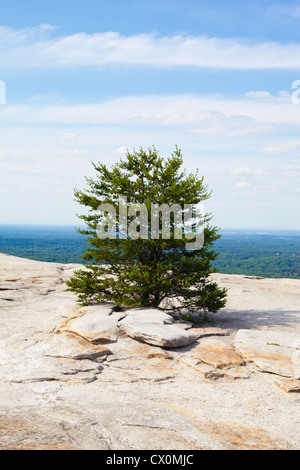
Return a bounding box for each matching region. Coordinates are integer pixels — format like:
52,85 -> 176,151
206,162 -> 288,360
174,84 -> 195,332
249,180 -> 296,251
245,91 -> 271,99
61,133 -> 77,140
262,140 -> 300,155
2,25 -> 300,69
61,149 -> 89,157
291,7 -> 300,18
0,122 -> 299,227
232,167 -> 253,175
112,146 -> 130,155
0,92 -> 298,134
234,181 -> 252,189
232,167 -> 264,175
249,202 -> 272,208
268,4 -> 300,19
248,185 -> 278,195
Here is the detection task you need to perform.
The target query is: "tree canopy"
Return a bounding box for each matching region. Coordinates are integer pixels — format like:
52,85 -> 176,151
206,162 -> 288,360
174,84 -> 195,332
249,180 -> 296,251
66,146 -> 227,315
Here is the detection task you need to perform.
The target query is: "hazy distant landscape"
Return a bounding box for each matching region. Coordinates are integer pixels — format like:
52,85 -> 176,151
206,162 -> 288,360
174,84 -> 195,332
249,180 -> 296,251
0,224 -> 299,279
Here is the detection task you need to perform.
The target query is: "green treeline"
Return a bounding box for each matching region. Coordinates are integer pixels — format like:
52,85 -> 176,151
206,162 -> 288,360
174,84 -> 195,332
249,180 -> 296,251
213,233 -> 300,279
0,226 -> 299,279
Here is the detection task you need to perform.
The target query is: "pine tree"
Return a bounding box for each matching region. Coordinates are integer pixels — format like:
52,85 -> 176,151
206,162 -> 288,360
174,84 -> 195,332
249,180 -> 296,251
66,146 -> 227,315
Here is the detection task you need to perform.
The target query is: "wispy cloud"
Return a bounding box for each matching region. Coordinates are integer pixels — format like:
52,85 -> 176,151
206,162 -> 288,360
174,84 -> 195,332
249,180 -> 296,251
267,3 -> 300,19
245,91 -> 271,99
0,92 -> 298,136
233,181 -> 252,189
232,167 -> 264,176
2,25 -> 300,69
262,140 -> 300,155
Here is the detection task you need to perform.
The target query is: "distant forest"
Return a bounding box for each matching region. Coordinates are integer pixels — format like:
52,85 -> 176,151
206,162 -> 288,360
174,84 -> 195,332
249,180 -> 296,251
0,225 -> 299,279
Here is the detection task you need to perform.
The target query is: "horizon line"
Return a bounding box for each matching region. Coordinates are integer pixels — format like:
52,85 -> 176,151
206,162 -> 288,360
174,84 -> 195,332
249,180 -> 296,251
0,223 -> 300,233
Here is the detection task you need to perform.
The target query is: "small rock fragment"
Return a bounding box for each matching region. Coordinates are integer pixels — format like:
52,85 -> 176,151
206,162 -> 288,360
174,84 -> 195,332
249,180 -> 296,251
275,378 -> 300,393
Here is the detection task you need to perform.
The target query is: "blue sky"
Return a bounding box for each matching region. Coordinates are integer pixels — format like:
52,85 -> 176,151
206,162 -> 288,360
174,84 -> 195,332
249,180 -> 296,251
1,0 -> 300,229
